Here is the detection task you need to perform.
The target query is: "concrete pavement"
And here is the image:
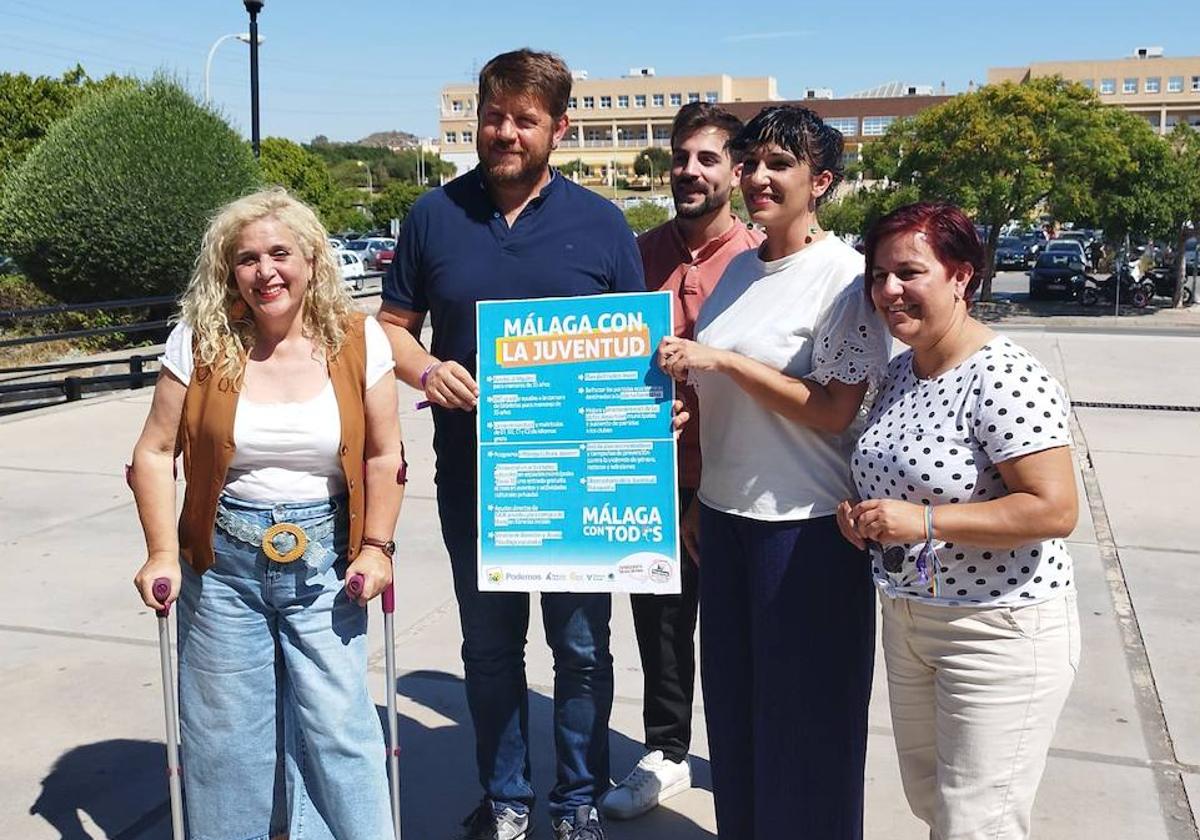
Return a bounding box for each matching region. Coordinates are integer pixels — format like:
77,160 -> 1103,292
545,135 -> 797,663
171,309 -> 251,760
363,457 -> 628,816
1,324 -> 1198,839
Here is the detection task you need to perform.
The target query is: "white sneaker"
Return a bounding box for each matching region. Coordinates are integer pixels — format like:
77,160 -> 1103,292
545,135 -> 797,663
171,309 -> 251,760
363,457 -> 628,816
600,750 -> 692,820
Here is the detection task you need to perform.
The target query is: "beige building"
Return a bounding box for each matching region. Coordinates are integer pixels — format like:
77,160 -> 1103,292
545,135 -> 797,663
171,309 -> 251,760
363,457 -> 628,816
438,69 -> 779,177
989,47 -> 1200,134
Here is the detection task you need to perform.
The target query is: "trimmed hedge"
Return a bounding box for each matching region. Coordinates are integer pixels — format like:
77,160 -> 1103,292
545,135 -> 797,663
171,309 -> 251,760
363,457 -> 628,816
0,78 -> 258,302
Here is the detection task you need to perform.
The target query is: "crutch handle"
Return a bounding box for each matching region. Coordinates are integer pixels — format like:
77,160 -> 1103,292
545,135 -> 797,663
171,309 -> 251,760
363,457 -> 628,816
347,573 -> 365,600
152,577 -> 172,618
382,583 -> 395,614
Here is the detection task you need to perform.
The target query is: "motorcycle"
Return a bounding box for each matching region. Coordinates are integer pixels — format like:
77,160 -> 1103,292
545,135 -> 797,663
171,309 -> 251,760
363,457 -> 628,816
1079,267 -> 1151,308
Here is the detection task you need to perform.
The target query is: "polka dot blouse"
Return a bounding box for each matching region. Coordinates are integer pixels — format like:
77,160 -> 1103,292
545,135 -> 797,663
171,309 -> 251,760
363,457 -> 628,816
852,336 -> 1074,607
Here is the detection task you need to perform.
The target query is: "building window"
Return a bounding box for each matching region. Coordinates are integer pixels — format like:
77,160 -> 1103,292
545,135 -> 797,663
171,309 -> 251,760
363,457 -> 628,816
670,93 -> 682,106
568,97 -> 577,109
462,130 -> 473,144
1080,79 -> 1094,90
451,100 -> 463,113
582,96 -> 594,109
599,95 -> 612,109
1123,77 -> 1137,94
706,91 -> 719,104
617,95 -> 629,108
1193,76 -> 1200,92
1166,115 -> 1178,129
861,116 -> 895,136
445,131 -> 457,144
1145,77 -> 1161,94
1100,78 -> 1116,94
635,94 -> 646,108
1168,76 -> 1184,93
687,92 -> 700,103
825,117 -> 858,136
653,93 -> 665,107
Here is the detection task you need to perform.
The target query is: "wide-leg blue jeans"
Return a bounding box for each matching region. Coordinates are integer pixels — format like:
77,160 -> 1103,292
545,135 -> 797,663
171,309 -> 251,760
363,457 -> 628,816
177,494 -> 392,840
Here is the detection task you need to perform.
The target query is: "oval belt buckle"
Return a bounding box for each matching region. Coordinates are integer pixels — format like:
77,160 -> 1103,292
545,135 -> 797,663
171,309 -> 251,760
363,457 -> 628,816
261,522 -> 308,564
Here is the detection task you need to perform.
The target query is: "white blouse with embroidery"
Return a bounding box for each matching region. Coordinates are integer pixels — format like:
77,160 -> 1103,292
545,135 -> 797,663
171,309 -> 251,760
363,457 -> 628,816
693,236 -> 891,520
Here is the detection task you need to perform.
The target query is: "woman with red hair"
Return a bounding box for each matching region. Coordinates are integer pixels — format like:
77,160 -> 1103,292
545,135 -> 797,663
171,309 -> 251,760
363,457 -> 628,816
838,202 -> 1080,839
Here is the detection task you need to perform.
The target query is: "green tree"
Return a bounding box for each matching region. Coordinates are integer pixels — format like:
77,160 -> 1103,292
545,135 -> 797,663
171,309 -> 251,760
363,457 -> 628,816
633,147 -> 671,185
557,158 -> 588,178
0,65 -> 132,181
818,184 -> 920,238
863,78 -> 1128,300
309,142 -> 455,189
0,78 -> 258,301
259,136 -> 360,231
623,202 -> 669,234
371,182 -> 427,228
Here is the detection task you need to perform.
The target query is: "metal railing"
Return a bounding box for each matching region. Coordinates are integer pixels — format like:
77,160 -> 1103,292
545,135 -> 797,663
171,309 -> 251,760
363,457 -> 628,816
0,275 -> 384,415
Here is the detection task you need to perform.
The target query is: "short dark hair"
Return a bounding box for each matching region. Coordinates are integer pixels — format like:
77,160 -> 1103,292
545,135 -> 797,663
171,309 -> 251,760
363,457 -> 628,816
864,202 -> 986,304
669,102 -> 744,152
731,105 -> 844,206
477,48 -> 572,120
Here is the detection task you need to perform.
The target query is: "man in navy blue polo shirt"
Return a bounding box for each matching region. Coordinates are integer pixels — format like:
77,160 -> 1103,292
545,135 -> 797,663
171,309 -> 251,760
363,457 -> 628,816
377,48 -> 643,840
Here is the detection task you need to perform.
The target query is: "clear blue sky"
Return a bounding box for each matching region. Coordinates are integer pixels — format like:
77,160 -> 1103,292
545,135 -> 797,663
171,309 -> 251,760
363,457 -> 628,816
4,0 -> 1200,145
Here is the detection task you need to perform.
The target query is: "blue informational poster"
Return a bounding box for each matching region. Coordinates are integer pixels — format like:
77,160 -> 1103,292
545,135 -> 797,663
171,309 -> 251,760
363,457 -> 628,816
476,291 -> 680,593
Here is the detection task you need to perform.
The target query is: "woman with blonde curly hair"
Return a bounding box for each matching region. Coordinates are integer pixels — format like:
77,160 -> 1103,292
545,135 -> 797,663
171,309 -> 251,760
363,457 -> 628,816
128,188 -> 404,839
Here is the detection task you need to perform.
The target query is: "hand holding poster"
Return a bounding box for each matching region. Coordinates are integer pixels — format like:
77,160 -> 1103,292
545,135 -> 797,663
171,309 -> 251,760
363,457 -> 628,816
476,291 -> 680,593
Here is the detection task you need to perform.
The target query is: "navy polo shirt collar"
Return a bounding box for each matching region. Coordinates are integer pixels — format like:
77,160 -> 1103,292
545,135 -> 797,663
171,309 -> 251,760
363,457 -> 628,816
470,165 -> 562,218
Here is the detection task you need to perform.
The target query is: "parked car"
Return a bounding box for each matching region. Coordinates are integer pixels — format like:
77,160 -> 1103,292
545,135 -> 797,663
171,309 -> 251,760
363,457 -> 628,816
995,236 -> 1031,270
337,250 -> 366,291
328,237 -> 346,251
343,237 -> 395,271
1044,239 -> 1090,267
0,254 -> 18,275
1028,252 -> 1090,301
363,237 -> 395,271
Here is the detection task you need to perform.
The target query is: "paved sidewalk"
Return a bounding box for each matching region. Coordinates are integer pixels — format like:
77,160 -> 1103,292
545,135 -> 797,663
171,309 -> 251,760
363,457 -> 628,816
1,325 -> 1197,839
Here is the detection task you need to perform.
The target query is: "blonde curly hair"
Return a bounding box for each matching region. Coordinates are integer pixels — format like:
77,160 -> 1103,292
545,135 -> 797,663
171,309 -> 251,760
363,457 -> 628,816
179,187 -> 353,377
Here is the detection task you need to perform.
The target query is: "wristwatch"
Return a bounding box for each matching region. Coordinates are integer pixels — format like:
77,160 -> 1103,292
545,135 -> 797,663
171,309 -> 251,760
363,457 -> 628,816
360,537 -> 396,558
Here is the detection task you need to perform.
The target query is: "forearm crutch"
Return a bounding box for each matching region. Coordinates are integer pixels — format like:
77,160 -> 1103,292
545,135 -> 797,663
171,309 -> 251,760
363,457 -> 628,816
152,577 -> 185,840
348,574 -> 401,839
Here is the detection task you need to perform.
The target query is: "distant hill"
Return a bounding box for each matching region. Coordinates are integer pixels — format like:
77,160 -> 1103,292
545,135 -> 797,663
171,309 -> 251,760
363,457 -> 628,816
356,131 -> 420,150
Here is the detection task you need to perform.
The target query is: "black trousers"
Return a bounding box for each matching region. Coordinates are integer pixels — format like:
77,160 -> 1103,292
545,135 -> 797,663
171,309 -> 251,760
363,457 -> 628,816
629,488 -> 700,763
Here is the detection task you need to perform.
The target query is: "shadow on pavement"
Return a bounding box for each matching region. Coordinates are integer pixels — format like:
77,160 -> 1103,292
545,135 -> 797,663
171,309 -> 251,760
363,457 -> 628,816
28,739 -> 172,839
389,669 -> 716,839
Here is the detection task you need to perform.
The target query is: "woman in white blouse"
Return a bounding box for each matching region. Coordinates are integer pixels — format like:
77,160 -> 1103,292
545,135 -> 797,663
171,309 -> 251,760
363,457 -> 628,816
838,201 -> 1079,840
658,105 -> 890,839
128,189 -> 403,839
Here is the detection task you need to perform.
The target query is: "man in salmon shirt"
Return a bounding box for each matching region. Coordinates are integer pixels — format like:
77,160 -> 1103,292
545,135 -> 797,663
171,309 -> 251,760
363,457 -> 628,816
601,101 -> 763,821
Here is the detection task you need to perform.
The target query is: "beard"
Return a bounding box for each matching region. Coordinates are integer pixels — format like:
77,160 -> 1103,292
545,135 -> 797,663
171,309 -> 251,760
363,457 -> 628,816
481,143 -> 552,187
673,183 -> 733,219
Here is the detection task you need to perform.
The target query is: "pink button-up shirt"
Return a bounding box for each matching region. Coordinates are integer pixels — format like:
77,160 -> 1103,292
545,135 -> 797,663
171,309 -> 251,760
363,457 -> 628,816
638,216 -> 764,489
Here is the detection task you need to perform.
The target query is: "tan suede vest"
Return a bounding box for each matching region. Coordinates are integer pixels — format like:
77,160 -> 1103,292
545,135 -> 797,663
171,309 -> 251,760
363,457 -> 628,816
176,312 -> 368,573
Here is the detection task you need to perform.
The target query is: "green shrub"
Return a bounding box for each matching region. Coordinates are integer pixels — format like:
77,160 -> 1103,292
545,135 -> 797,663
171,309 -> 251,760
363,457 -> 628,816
623,202 -> 669,234
0,77 -> 258,302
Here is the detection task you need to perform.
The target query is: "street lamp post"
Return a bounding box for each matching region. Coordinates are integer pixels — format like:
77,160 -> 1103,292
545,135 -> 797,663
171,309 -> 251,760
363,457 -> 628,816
244,1 -> 264,158
204,33 -> 259,105
356,160 -> 374,193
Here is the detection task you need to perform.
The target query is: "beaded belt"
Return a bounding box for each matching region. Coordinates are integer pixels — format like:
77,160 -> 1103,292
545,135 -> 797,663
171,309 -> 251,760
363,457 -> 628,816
216,506 -> 336,565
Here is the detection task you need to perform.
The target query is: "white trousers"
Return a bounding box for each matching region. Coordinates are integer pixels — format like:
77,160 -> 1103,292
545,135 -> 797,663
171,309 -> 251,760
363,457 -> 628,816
880,591 -> 1080,840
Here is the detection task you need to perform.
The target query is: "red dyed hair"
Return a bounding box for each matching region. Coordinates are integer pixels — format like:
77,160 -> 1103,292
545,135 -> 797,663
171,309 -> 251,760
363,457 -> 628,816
864,202 -> 985,305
